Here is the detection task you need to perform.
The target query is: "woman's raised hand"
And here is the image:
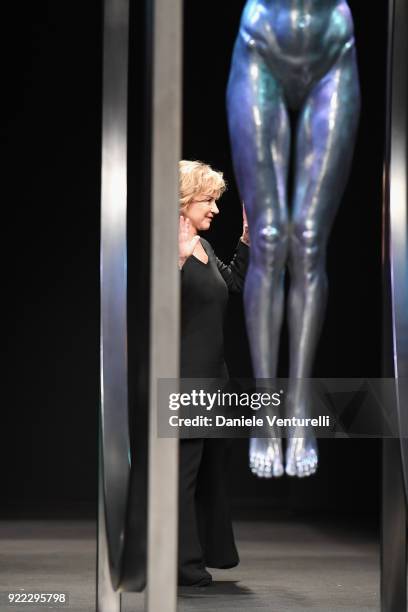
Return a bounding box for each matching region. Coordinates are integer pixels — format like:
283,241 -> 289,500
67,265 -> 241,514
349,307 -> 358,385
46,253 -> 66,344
179,215 -> 200,269
241,203 -> 250,246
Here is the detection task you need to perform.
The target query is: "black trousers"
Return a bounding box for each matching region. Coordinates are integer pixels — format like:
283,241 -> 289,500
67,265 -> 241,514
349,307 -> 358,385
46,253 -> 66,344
178,437 -> 239,585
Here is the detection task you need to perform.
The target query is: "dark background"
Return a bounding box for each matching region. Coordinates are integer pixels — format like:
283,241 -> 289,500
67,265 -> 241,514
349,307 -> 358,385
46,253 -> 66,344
4,0 -> 387,521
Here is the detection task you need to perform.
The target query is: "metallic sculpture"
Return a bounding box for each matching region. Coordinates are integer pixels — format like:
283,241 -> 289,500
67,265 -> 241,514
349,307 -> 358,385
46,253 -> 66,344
98,1 -> 130,609
98,0 -> 181,610
227,0 -> 361,477
381,0 -> 408,609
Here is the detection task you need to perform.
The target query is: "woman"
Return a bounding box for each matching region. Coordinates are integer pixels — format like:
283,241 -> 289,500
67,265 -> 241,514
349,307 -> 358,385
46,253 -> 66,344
178,160 -> 250,586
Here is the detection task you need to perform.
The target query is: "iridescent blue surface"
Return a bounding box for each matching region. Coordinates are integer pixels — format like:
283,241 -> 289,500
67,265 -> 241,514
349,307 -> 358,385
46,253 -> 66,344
227,0 -> 361,477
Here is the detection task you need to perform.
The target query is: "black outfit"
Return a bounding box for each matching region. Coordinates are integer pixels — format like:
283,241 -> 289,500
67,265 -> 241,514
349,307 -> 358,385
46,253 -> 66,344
178,237 -> 249,586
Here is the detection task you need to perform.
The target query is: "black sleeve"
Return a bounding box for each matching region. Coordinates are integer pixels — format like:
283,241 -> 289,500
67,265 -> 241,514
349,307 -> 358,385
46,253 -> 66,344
214,239 -> 249,293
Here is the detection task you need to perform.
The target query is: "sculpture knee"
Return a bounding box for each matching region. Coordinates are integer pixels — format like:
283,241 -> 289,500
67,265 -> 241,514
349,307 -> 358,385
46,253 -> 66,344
252,221 -> 288,272
290,223 -> 326,276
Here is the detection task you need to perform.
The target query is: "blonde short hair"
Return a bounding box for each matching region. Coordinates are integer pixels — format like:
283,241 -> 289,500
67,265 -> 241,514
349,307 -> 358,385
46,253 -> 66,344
179,160 -> 226,210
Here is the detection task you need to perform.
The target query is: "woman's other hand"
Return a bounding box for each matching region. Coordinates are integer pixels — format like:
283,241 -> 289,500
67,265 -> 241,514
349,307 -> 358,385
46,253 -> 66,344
179,215 -> 200,269
241,203 -> 250,246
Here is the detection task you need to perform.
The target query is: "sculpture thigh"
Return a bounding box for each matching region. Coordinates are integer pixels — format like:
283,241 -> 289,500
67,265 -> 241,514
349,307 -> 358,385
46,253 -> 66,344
227,38 -> 291,380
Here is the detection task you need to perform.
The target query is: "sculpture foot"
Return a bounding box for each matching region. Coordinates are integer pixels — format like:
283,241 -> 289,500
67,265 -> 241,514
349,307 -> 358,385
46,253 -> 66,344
249,437 -> 284,478
285,434 -> 318,478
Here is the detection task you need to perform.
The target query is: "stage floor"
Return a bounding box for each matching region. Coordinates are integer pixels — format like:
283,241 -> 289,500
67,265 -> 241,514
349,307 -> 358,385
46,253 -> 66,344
0,519 -> 380,611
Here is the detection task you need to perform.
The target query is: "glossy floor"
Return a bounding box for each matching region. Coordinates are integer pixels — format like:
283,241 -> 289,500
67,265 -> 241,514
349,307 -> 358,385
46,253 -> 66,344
0,519 -> 381,611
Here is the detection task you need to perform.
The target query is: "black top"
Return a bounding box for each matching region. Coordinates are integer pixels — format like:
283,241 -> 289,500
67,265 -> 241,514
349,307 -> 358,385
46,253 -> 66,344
180,238 -> 249,378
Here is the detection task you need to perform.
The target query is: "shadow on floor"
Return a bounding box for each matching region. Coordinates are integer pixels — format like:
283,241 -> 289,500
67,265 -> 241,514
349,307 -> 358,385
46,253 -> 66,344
179,580 -> 254,598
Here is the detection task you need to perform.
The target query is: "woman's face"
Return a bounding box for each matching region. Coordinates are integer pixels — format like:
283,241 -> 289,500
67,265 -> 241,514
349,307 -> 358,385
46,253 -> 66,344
182,193 -> 220,232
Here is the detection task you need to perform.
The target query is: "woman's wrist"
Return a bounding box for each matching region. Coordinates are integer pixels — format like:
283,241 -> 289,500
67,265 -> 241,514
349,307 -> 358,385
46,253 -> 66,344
179,256 -> 187,269
240,234 -> 250,246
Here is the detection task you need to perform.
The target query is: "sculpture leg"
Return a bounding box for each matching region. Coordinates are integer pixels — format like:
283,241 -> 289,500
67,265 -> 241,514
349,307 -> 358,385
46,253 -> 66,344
286,44 -> 361,477
227,39 -> 290,477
